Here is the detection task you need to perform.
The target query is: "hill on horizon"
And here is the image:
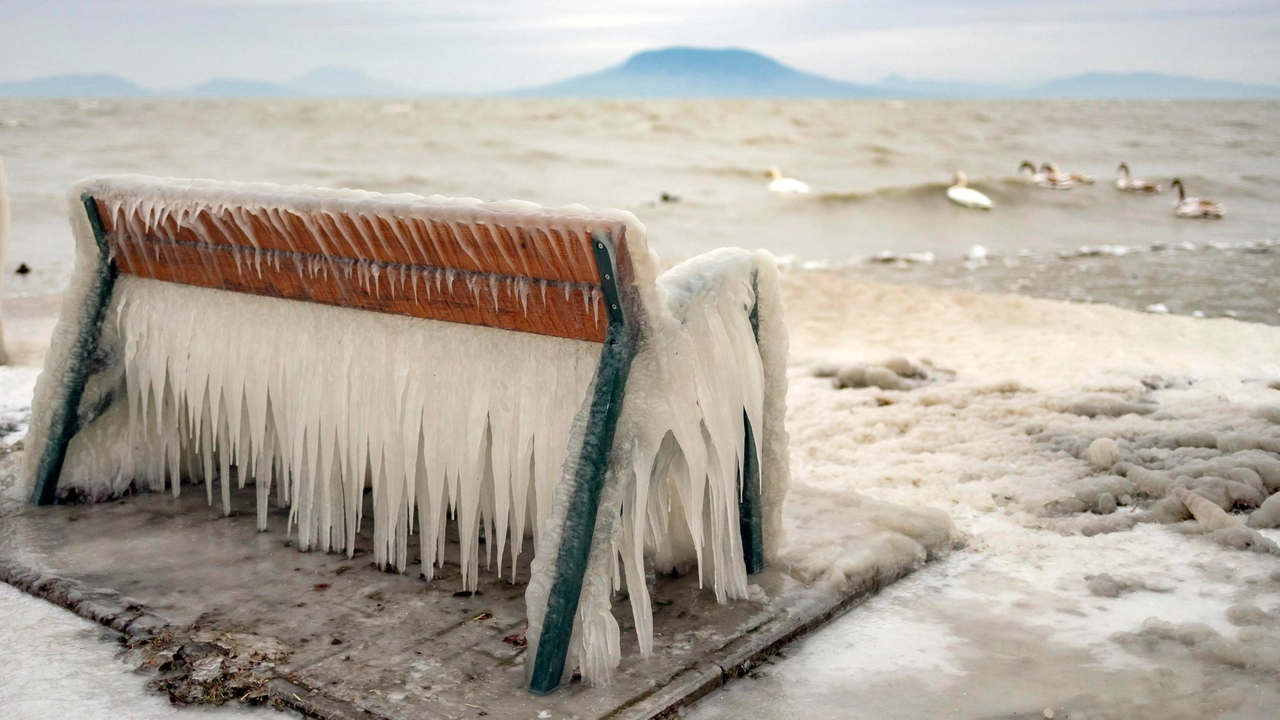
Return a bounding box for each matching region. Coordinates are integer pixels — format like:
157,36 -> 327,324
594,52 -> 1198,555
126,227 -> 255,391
515,48 -> 1280,99
515,47 -> 882,98
0,67 -> 418,99
2,49 -> 1278,99
0,73 -> 151,98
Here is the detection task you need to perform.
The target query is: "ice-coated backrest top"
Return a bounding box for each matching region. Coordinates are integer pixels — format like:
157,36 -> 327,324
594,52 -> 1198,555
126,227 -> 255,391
80,176 -> 638,342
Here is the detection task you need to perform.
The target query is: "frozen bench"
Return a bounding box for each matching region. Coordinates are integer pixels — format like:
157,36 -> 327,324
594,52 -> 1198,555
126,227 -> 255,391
23,176 -> 789,693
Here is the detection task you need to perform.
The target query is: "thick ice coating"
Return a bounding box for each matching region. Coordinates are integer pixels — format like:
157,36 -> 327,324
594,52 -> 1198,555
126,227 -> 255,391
22,176 -> 790,686
525,247 -> 791,686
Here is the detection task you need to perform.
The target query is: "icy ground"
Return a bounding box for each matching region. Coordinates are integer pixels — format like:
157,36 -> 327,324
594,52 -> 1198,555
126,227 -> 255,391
3,269 -> 1280,718
693,271 -> 1280,719
0,582 -> 293,719
0,361 -> 291,719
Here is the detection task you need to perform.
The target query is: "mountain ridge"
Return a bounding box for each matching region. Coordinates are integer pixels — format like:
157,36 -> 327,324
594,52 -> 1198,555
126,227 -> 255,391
3,49 -> 1278,99
513,47 -> 883,98
0,67 -> 418,99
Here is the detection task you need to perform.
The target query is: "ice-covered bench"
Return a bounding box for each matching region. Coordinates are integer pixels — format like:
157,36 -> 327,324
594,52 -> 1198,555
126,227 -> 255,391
23,176 -> 789,693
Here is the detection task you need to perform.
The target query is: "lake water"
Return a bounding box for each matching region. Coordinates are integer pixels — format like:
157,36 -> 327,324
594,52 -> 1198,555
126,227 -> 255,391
1,98 -> 1277,320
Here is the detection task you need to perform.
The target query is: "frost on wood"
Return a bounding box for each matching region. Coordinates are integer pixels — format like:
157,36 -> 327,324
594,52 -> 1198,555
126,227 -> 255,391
23,177 -> 790,687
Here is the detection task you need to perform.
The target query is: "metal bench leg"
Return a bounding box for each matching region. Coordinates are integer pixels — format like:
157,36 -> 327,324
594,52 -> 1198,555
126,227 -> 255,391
528,321 -> 634,695
31,195 -> 117,505
740,410 -> 764,575
738,272 -> 766,574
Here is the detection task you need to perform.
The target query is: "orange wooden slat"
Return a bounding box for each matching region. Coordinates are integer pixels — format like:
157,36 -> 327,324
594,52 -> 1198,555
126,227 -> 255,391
97,200 -> 612,286
108,235 -> 609,343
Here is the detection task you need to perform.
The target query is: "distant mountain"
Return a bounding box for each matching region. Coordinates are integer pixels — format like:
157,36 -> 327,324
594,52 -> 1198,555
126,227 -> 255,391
1028,72 -> 1280,100
880,71 -> 1280,100
0,68 -> 419,98
4,54 -> 1279,100
0,73 -> 149,97
513,49 -> 1280,99
515,47 -> 882,98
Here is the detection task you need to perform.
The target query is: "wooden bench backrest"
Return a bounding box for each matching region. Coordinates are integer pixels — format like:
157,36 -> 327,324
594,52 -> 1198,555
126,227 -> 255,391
85,179 -> 633,342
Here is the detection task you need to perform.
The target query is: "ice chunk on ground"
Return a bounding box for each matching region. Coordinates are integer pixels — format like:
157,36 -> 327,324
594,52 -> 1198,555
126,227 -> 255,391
1247,493 -> 1280,529
1086,572 -> 1121,597
1095,492 -> 1118,514
1086,438 -> 1121,469
1225,603 -> 1267,626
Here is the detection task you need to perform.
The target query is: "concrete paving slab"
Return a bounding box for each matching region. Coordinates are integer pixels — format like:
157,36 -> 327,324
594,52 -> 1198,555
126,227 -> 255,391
0,482 -> 918,720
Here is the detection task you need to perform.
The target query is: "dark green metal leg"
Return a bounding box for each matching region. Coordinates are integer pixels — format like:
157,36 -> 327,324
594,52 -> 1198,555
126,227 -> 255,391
31,195 -> 117,505
739,271 -> 766,574
528,322 -> 634,695
739,411 -> 764,575
528,232 -> 633,696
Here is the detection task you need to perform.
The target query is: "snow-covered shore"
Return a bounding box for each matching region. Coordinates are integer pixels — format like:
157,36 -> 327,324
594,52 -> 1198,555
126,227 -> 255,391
696,271 -> 1280,719
2,270 -> 1279,718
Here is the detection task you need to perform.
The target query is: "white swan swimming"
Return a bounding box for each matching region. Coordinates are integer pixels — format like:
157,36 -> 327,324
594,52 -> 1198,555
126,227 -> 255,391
766,166 -> 810,194
1116,162 -> 1162,193
1038,163 -> 1082,190
947,171 -> 992,210
1019,160 -> 1051,185
1170,178 -> 1225,219
1049,163 -> 1095,185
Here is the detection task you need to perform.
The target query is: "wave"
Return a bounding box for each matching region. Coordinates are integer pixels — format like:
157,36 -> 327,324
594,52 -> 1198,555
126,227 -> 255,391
689,164 -> 774,179
816,181 -> 950,203
814,177 -> 1057,204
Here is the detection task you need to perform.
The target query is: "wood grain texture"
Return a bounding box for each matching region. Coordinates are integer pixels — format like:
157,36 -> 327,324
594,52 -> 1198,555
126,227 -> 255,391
97,201 -> 612,286
99,199 -> 614,343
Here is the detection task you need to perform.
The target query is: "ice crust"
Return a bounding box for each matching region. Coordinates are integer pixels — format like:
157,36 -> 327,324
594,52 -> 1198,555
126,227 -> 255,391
22,177 -> 790,686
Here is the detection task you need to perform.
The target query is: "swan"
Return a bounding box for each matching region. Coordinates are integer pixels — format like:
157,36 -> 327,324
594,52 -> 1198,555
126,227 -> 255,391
1116,162 -> 1161,192
1019,161 -> 1051,185
947,171 -> 992,210
1038,163 -> 1079,190
1170,178 -> 1225,219
1044,161 -> 1095,185
1051,163 -> 1095,185
766,166 -> 810,194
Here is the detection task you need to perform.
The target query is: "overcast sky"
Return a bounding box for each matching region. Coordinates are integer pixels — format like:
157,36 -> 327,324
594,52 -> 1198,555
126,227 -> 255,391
2,0 -> 1278,91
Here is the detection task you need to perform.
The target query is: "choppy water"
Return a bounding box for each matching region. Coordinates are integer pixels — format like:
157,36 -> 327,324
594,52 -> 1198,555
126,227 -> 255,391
1,98 -> 1276,319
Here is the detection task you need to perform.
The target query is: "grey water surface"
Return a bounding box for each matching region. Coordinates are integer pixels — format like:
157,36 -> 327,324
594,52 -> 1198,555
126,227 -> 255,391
1,98 -> 1276,319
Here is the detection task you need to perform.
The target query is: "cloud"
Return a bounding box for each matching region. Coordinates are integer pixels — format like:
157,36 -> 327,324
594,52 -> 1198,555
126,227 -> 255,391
771,15 -> 1280,86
